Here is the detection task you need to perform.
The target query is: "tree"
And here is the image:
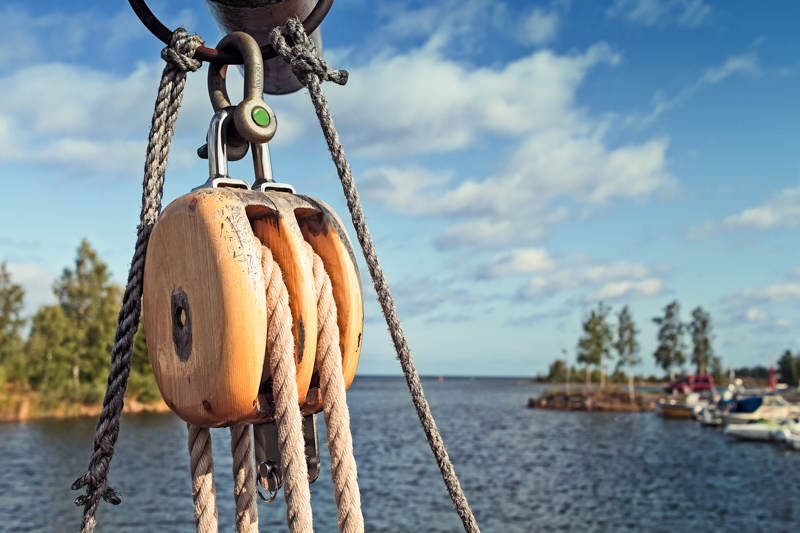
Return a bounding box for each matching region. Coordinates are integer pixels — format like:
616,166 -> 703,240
27,241 -> 121,402
652,301 -> 685,382
127,319 -> 161,402
778,350 -> 799,386
26,305 -> 76,395
577,302 -> 613,387
0,263 -> 25,384
615,305 -> 640,403
689,306 -> 714,374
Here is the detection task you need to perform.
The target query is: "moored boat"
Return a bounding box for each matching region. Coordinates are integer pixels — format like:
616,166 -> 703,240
658,392 -> 711,419
723,419 -> 785,441
721,394 -> 797,425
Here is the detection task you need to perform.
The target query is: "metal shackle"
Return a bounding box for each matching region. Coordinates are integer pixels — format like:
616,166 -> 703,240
208,31 -> 277,144
193,107 -> 251,191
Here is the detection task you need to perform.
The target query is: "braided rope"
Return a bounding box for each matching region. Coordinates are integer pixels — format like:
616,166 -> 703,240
189,424 -> 219,533
270,19 -> 481,533
260,244 -> 314,533
230,426 -> 259,533
308,245 -> 364,533
72,28 -> 203,533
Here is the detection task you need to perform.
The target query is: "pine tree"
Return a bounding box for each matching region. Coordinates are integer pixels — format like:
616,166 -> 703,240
615,305 -> 640,403
777,350 -> 799,386
577,302 -> 613,387
0,264 -> 25,384
689,306 -> 714,374
27,241 -> 121,402
652,301 -> 685,382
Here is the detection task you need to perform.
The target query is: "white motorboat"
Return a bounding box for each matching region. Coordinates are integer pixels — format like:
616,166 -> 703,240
723,420 -> 785,441
721,394 -> 797,425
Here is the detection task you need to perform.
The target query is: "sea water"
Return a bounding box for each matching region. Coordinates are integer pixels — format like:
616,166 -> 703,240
2,376 -> 800,532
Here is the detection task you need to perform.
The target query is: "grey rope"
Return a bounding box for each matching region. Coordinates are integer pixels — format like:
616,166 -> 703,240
270,19 -> 481,533
71,28 -> 203,533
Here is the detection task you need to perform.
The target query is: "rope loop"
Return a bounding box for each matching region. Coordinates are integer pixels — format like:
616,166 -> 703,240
161,28 -> 204,72
269,18 -> 348,87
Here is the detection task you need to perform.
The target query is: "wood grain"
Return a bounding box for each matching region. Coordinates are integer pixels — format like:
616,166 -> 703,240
250,193 -> 317,405
296,196 -> 363,392
143,189 -> 266,427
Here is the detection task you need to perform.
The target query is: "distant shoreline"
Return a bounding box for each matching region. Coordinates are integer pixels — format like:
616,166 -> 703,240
527,388 -> 662,412
0,389 -> 170,423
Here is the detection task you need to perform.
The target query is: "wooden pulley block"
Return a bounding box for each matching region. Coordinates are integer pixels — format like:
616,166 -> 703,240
143,188 -> 269,427
293,195 -> 364,415
143,186 -> 363,427
244,192 -> 364,414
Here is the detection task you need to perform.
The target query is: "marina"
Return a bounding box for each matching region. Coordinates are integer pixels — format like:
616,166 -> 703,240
4,377 -> 800,532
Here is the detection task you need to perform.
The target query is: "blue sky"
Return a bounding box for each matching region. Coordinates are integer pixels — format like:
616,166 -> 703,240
2,0 -> 800,377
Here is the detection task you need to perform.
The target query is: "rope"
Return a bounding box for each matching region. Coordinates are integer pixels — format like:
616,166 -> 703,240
260,244 -> 314,533
308,245 -> 364,533
71,28 -> 203,533
270,20 -> 481,533
189,424 -> 219,533
230,426 -> 259,533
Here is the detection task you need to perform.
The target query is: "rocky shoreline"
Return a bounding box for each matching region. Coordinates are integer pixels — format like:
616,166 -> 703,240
527,388 -> 659,412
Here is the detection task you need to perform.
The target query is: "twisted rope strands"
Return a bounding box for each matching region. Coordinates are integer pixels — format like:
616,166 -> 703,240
260,244 -> 314,533
270,19 -> 480,533
230,426 -> 259,533
189,424 -> 219,533
308,245 -> 364,533
72,28 -> 203,533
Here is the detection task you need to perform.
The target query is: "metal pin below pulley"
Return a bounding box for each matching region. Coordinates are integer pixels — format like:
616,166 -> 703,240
256,415 -> 320,503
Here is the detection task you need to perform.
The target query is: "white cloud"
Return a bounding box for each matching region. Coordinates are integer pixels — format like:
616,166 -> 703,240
746,308 -> 768,322
5,263 -> 57,315
477,248 -> 557,279
520,8 -> 560,45
642,53 -> 759,124
581,279 -> 663,302
359,166 -> 452,216
689,183 -> 800,239
730,283 -> 800,303
516,258 -> 665,300
345,39 -> 673,249
608,0 -> 712,28
0,60 -> 212,179
326,43 -> 621,158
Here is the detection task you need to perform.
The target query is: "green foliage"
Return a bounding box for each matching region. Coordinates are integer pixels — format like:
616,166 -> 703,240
689,306 -> 714,375
615,305 -> 640,370
0,263 -> 26,384
547,359 -> 567,382
127,320 -> 161,403
710,355 -> 724,383
0,240 -> 165,409
26,304 -> 76,395
52,240 -> 121,387
576,302 -> 613,385
652,300 -> 686,379
736,366 -> 769,379
778,350 -> 800,386
21,241 -> 120,403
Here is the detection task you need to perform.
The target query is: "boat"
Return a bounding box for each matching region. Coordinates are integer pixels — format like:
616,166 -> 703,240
723,419 -> 785,441
721,393 -> 798,425
700,403 -> 723,426
775,423 -> 800,450
658,392 -> 711,419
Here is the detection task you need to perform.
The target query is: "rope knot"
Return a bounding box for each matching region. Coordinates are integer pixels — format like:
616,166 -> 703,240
161,28 -> 204,72
269,18 -> 348,87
